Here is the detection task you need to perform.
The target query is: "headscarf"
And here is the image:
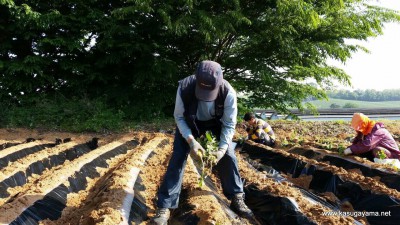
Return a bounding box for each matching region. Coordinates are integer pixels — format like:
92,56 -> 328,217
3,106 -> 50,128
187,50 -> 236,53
351,113 -> 376,135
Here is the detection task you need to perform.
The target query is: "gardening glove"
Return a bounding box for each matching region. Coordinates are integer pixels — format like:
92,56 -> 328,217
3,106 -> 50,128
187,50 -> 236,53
344,148 -> 352,155
212,148 -> 227,164
187,137 -> 205,161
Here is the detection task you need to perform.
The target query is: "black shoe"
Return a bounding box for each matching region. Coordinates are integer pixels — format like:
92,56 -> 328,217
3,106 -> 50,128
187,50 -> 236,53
230,193 -> 254,219
151,208 -> 170,225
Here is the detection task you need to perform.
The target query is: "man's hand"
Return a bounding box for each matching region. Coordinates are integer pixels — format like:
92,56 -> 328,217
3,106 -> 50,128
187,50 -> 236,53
187,136 -> 205,161
212,148 -> 227,164
344,148 -> 352,155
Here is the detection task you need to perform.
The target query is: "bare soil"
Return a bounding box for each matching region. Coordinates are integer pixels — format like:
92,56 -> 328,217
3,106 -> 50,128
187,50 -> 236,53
0,120 -> 399,225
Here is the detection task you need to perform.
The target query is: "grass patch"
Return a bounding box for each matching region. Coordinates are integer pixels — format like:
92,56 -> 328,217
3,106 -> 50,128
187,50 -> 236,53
0,96 -> 178,133
0,97 -> 124,132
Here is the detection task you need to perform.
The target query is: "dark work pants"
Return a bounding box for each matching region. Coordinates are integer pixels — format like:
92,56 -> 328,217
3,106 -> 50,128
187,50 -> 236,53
156,126 -> 244,209
254,135 -> 275,147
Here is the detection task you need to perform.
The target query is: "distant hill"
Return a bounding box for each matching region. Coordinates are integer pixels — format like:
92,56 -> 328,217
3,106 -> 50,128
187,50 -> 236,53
306,98 -> 400,109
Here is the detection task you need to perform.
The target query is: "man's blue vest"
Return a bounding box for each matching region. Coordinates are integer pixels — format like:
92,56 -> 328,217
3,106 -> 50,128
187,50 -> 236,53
179,75 -> 230,136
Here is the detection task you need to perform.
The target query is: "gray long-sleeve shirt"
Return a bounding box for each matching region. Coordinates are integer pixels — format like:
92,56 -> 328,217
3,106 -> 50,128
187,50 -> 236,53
173,83 -> 237,151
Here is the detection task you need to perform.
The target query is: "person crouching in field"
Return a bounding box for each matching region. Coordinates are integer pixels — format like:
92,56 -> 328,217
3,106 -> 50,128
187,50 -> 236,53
344,113 -> 400,159
243,112 -> 276,147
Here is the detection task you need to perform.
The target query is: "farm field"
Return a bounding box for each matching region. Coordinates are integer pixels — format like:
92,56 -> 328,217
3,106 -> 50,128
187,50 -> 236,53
1,120 -> 400,225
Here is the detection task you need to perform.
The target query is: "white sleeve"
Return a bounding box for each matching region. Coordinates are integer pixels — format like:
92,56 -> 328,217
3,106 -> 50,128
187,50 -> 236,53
219,89 -> 237,150
173,85 -> 193,140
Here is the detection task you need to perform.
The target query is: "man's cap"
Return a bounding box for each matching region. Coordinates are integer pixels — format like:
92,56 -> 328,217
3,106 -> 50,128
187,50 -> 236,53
195,60 -> 223,101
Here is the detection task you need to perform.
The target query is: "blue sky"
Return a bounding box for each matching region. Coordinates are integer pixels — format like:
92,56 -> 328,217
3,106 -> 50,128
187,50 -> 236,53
332,0 -> 400,90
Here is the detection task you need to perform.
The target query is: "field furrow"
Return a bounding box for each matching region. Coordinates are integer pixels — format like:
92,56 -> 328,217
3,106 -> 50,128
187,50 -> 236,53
39,134 -> 164,225
1,121 -> 399,225
0,141 -> 55,170
0,138 -> 139,224
242,141 -> 400,224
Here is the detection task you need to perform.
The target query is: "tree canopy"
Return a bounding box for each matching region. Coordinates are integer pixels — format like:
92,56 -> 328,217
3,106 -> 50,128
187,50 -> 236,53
1,0 -> 399,120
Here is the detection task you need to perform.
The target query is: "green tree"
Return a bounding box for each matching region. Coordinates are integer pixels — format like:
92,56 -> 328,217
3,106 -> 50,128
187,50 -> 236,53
1,0 -> 399,122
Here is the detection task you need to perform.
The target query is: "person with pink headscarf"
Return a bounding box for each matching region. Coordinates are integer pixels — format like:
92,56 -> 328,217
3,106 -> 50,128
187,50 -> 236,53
344,113 -> 400,159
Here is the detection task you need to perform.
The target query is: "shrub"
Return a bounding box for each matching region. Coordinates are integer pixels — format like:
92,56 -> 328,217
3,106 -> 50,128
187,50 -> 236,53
330,103 -> 341,109
343,103 -> 359,108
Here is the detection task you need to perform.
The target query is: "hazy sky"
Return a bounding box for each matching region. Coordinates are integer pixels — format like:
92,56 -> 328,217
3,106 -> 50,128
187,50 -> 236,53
332,0 -> 400,91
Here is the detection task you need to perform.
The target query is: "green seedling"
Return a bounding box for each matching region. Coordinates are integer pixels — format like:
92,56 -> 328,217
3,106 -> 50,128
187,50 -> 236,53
377,149 -> 387,160
237,135 -> 246,145
196,131 -> 219,188
326,143 -> 332,150
290,131 -> 297,140
390,160 -> 399,172
337,145 -> 346,156
298,139 -> 304,145
281,137 -> 289,147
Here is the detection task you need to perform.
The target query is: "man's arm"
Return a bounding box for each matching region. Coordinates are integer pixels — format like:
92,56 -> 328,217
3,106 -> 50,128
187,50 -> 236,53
352,131 -> 363,144
219,89 -> 237,150
174,85 -> 193,140
350,131 -> 382,154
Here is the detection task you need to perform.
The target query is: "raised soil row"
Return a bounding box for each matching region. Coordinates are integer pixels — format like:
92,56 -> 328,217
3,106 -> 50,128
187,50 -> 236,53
241,141 -> 400,225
